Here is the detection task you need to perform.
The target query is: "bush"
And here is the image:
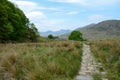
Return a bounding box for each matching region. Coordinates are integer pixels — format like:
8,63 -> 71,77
48,34 -> 54,39
68,31 -> 83,41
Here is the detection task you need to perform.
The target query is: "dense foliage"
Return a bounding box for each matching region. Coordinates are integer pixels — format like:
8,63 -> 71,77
0,0 -> 39,43
68,31 -> 83,41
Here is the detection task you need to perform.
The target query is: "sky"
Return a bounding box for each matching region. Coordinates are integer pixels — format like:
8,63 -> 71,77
9,0 -> 120,32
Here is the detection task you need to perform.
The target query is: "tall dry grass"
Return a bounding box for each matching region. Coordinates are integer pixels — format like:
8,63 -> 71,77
0,41 -> 82,80
90,39 -> 120,80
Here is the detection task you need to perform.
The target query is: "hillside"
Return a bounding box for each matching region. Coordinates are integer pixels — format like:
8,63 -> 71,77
60,20 -> 120,40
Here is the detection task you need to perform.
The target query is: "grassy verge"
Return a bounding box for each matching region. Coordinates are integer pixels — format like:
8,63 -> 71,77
0,41 -> 82,80
90,39 -> 120,80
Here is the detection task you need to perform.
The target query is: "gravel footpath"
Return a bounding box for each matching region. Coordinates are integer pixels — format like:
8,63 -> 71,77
75,44 -> 98,80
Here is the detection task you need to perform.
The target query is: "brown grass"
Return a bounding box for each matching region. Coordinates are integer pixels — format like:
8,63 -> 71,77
0,41 -> 82,80
90,39 -> 120,80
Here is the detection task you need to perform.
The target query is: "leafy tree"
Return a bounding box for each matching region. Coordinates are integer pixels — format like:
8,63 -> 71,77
28,23 -> 40,42
48,34 -> 54,39
0,0 -> 40,43
0,4 -> 13,42
68,31 -> 83,41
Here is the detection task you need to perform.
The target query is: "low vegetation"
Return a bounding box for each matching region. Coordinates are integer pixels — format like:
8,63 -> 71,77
0,41 -> 82,80
90,39 -> 120,80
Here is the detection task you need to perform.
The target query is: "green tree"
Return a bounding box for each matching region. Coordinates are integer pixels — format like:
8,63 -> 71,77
0,4 -> 13,42
48,34 -> 54,39
28,23 -> 40,42
0,0 -> 40,43
68,31 -> 83,41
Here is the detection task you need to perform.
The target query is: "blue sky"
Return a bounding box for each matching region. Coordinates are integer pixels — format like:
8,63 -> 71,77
9,0 -> 120,32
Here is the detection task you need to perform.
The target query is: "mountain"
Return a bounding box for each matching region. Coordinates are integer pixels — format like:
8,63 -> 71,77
40,30 -> 71,37
60,20 -> 120,40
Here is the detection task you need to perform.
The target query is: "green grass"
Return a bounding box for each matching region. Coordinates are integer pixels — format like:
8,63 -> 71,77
0,41 -> 82,80
90,39 -> 120,80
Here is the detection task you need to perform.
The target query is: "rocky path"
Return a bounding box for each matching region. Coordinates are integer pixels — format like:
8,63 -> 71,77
75,44 -> 98,80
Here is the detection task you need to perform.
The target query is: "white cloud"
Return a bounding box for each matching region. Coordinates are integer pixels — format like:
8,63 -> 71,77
67,11 -> 79,15
49,0 -> 88,5
10,0 -> 58,12
88,14 -> 105,20
10,0 -> 38,13
27,12 -> 46,19
49,0 -> 120,6
9,0 -> 62,31
9,0 -> 47,19
36,19 -> 68,31
27,12 -> 47,23
87,0 -> 120,7
88,14 -> 111,23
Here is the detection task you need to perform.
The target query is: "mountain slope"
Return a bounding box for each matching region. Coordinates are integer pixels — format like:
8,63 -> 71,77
60,20 -> 120,40
79,20 -> 120,40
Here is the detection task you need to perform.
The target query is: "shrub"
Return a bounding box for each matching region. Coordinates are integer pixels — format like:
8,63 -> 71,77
48,34 -> 54,39
68,31 -> 83,41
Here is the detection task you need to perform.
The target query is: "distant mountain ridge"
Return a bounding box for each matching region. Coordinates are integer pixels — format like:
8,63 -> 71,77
60,20 -> 120,40
40,30 -> 71,37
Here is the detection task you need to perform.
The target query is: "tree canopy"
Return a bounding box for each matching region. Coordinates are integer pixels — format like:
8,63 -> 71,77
0,0 -> 39,43
68,31 -> 83,41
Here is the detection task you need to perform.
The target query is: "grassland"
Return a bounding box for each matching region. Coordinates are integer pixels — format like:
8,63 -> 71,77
0,41 -> 82,80
90,39 -> 120,80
